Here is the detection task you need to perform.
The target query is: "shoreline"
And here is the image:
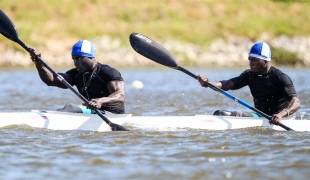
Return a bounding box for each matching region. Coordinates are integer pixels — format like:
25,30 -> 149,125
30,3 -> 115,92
1,35 -> 309,68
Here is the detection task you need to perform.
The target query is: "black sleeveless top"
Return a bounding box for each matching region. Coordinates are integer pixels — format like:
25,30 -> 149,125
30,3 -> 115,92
229,66 -> 297,115
66,63 -> 125,114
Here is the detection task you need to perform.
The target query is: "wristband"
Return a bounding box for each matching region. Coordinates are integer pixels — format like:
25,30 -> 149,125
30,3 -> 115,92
283,109 -> 289,117
96,99 -> 102,104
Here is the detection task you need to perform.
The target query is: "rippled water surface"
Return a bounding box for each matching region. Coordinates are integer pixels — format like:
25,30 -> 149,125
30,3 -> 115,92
1,67 -> 310,180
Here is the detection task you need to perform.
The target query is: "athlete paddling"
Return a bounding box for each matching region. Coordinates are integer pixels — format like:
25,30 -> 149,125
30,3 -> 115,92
197,42 -> 300,125
30,40 -> 125,114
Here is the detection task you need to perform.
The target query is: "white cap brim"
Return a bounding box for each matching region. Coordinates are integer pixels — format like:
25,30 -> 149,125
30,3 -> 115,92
249,53 -> 271,61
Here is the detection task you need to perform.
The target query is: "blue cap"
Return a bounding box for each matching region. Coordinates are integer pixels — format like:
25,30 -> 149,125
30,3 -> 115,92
71,40 -> 96,58
248,42 -> 271,61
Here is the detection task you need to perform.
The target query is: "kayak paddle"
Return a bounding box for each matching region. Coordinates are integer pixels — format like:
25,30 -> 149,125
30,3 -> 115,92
0,9 -> 129,131
129,32 -> 294,131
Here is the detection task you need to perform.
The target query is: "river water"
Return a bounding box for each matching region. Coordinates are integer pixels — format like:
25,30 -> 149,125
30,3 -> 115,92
0,67 -> 310,180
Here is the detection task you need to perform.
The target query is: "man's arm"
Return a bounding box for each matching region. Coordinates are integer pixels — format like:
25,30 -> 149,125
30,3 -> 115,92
219,80 -> 235,91
100,80 -> 125,107
285,96 -> 301,115
279,96 -> 300,117
34,62 -> 73,89
85,81 -> 125,110
197,75 -> 235,91
30,48 -> 73,89
270,96 -> 300,125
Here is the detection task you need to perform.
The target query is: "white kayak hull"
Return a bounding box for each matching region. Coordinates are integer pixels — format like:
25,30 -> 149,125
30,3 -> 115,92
0,110 -> 309,132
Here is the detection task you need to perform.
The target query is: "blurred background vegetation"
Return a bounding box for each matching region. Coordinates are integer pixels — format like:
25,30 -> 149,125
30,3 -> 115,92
0,0 -> 310,66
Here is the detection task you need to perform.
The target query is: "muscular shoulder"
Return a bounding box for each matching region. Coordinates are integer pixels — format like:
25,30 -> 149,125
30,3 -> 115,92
97,63 -> 123,82
270,66 -> 286,76
269,66 -> 292,84
229,69 -> 253,89
65,68 -> 79,79
231,69 -> 253,82
240,69 -> 253,77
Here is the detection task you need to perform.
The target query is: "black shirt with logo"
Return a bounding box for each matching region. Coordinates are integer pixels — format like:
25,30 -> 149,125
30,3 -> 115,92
66,63 -> 124,114
229,66 -> 297,115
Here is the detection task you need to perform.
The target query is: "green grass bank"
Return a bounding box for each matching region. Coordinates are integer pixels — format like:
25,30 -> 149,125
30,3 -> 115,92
1,0 -> 310,67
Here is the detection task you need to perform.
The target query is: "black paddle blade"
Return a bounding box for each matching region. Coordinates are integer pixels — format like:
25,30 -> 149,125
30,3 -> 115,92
129,32 -> 178,69
110,123 -> 129,131
0,9 -> 19,42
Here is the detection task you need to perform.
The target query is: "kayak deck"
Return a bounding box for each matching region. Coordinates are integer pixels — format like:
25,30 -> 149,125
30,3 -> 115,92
0,110 -> 308,132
